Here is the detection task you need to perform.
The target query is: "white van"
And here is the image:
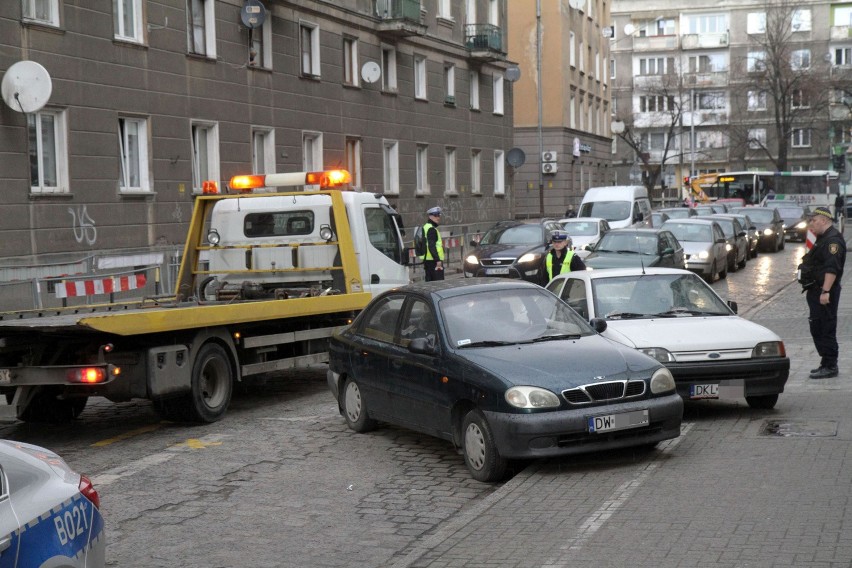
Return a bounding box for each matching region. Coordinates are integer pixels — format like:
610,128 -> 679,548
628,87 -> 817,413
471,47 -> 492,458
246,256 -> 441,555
578,186 -> 652,229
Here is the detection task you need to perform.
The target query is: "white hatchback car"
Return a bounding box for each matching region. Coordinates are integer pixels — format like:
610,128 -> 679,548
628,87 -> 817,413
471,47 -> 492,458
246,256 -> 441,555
558,217 -> 611,257
546,267 -> 790,409
0,440 -> 105,567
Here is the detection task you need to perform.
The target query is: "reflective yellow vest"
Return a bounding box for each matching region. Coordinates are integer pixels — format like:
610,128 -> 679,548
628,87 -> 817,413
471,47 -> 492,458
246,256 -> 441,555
421,222 -> 444,261
545,250 -> 574,280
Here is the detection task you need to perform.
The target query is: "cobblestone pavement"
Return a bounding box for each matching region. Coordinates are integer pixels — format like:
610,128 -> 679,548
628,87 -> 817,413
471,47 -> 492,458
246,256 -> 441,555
2,233 -> 850,567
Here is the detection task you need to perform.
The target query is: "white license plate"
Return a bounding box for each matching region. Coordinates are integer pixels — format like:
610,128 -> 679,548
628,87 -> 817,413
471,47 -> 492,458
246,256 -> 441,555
690,383 -> 718,399
588,409 -> 649,433
486,267 -> 510,275
690,382 -> 744,400
0,369 -> 10,385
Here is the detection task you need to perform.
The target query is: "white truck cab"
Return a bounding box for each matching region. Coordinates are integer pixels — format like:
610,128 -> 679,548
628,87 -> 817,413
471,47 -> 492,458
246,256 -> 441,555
202,171 -> 409,300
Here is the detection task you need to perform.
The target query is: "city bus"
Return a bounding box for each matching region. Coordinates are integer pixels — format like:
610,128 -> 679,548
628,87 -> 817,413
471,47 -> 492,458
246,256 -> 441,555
688,170 -> 840,209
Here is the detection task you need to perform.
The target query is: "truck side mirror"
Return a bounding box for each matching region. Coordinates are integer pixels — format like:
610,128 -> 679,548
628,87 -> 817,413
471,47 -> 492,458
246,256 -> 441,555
401,248 -> 412,266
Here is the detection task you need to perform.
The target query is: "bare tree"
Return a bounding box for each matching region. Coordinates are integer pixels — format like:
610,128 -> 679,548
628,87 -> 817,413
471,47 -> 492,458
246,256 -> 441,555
729,0 -> 831,171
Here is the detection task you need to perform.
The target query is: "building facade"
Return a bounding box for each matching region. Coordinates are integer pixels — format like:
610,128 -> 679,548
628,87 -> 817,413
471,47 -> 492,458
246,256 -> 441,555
611,0 -> 851,202
0,0 -> 513,284
508,0 -> 614,218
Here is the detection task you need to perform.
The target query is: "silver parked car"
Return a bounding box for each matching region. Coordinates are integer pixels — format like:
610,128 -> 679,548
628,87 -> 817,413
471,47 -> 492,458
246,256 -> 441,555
0,440 -> 105,567
660,219 -> 729,283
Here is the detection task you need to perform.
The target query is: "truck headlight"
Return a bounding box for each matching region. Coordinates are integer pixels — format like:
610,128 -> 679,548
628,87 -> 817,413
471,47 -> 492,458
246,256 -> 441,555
753,341 -> 785,358
207,230 -> 220,246
505,386 -> 561,409
639,347 -> 675,363
650,367 -> 676,394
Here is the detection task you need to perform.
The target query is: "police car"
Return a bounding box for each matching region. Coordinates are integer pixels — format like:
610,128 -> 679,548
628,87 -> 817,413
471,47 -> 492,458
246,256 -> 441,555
0,440 -> 105,567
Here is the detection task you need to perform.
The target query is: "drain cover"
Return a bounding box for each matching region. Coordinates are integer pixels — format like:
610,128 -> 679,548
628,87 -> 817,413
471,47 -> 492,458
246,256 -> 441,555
760,420 -> 838,437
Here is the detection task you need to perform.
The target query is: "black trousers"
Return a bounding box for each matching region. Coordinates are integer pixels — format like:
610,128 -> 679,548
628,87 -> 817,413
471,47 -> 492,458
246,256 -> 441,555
807,285 -> 841,368
423,260 -> 445,282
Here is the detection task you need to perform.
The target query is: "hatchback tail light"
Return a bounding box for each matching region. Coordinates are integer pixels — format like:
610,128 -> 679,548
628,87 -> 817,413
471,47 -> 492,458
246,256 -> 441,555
79,475 -> 101,509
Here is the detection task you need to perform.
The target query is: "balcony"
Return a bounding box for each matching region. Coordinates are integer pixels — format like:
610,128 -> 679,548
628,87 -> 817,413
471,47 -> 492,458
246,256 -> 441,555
683,71 -> 728,88
634,113 -> 677,129
684,111 -> 728,127
681,32 -> 729,50
831,25 -> 852,40
633,35 -> 679,52
464,24 -> 504,61
376,0 -> 426,38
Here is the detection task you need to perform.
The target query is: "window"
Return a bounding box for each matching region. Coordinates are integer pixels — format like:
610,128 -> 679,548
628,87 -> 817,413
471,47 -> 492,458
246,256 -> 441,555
639,95 -> 675,112
345,137 -> 362,189
747,12 -> 765,34
28,109 -> 68,193
694,91 -> 725,110
570,94 -> 576,128
791,90 -> 810,109
471,149 -> 481,194
416,144 -> 429,193
747,50 -> 766,72
302,131 -> 323,172
638,57 -> 667,75
791,49 -> 811,70
23,0 -> 59,26
466,0 -> 476,24
469,69 -> 480,110
300,22 -> 320,77
688,53 -> 727,73
637,18 -> 675,36
187,0 -> 216,58
569,32 -> 576,67
696,131 -> 725,149
791,128 -> 811,147
445,147 -> 457,194
414,55 -> 427,99
685,13 -> 727,34
493,73 -> 504,115
834,89 -> 852,106
747,91 -> 767,111
118,117 -> 150,192
191,121 -> 219,193
579,41 -> 584,72
438,0 -> 452,19
640,132 -> 666,151
445,63 -> 455,104
250,19 -> 273,68
493,150 -> 505,195
383,140 -> 399,195
792,8 -> 811,31
595,51 -> 600,80
381,45 -> 397,91
365,207 -> 403,264
489,0 -> 499,26
748,128 -> 766,149
834,6 -> 852,26
343,38 -> 359,86
835,46 -> 852,66
252,128 -> 275,175
610,58 -> 615,79
115,0 -> 143,42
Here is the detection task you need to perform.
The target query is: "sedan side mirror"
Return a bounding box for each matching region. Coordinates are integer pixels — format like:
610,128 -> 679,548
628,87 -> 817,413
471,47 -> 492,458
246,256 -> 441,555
661,247 -> 674,256
716,238 -> 726,244
469,240 -> 479,248
727,300 -> 738,314
589,318 -> 608,333
409,336 -> 438,355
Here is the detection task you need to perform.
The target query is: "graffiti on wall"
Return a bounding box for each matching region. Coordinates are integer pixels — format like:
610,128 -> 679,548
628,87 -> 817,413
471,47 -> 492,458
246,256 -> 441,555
68,205 -> 97,246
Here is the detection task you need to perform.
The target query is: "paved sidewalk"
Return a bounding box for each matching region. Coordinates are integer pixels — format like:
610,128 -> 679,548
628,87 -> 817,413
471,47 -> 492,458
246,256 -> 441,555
392,238 -> 852,568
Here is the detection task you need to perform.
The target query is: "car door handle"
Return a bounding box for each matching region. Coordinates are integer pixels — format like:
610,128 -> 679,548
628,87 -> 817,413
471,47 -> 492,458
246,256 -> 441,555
0,536 -> 11,553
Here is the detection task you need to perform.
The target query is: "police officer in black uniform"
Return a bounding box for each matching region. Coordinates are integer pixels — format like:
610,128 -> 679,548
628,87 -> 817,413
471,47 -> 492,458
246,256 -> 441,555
541,230 -> 586,285
803,206 -> 847,379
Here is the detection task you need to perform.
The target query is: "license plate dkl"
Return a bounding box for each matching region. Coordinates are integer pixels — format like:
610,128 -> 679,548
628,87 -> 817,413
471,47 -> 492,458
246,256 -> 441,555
588,409 -> 649,433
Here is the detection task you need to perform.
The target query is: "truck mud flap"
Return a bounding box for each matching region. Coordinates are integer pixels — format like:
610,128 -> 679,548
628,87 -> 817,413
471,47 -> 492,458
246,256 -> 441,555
148,345 -> 192,397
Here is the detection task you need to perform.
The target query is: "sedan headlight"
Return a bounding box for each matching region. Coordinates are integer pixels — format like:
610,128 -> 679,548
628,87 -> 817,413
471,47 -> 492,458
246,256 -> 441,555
639,347 -> 675,363
763,228 -> 774,236
465,255 -> 480,265
697,250 -> 709,260
505,386 -> 561,409
517,253 -> 541,264
753,341 -> 785,358
649,367 -> 676,394
725,243 -> 732,252
796,221 -> 807,229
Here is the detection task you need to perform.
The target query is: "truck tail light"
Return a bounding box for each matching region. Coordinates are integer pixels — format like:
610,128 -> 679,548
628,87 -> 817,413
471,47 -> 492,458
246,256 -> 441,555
79,475 -> 101,509
67,365 -> 119,383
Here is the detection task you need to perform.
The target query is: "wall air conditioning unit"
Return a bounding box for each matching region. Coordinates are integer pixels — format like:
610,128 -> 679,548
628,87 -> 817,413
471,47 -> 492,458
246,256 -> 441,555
542,162 -> 558,174
542,150 -> 558,163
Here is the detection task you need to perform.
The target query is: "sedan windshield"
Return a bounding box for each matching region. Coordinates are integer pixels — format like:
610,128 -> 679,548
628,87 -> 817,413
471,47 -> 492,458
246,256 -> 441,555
662,222 -> 712,243
734,208 -> 774,223
480,224 -> 543,245
662,209 -> 692,219
579,201 -> 630,222
595,232 -> 658,255
440,288 -> 594,348
776,207 -> 804,218
591,273 -> 732,318
562,221 -> 598,236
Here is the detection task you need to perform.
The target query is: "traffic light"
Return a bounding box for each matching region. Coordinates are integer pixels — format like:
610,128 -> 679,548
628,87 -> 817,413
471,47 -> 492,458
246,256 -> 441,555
833,154 -> 846,173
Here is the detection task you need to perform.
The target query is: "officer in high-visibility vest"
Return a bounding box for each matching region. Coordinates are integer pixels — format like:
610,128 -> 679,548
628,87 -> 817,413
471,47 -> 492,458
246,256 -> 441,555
542,230 -> 585,285
421,206 -> 445,281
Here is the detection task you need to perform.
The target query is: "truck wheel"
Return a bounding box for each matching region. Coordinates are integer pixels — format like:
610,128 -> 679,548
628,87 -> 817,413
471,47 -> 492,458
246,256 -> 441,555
18,388 -> 88,423
187,343 -> 233,423
462,409 -> 508,482
746,394 -> 778,409
342,377 -> 376,433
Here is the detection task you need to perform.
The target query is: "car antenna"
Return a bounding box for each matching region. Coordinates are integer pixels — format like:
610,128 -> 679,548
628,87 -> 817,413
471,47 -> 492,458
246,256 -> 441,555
640,254 -> 646,275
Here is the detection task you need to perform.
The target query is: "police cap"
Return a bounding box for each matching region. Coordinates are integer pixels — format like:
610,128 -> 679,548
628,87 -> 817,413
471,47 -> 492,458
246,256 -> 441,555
807,206 -> 833,220
550,230 -> 570,241
427,206 -> 442,216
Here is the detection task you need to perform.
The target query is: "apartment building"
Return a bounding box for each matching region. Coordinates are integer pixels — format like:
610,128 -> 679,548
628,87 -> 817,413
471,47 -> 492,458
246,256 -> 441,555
508,0 -> 614,217
611,0 -> 851,200
0,0 -> 513,279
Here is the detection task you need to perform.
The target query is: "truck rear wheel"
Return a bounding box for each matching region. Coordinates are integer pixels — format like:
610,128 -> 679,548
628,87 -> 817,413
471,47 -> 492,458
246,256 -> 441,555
17,388 -> 88,423
154,343 -> 233,423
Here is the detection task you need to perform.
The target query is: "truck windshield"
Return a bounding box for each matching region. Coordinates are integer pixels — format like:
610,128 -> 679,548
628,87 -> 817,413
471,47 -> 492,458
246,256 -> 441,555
579,201 -> 630,222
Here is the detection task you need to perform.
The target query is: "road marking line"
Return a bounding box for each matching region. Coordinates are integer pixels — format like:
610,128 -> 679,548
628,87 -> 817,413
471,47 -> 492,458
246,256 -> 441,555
90,423 -> 164,447
540,422 -> 694,567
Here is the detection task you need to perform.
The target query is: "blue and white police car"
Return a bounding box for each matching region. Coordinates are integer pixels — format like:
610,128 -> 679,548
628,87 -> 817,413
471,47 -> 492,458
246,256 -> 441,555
0,440 -> 105,568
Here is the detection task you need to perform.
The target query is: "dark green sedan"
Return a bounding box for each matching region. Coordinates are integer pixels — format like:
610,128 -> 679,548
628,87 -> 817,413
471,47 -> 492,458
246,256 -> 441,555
583,228 -> 685,270
327,279 -> 683,482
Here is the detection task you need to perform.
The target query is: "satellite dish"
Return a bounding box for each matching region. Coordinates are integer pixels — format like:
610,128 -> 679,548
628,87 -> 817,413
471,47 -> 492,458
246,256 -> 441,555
568,0 -> 584,10
240,0 -> 267,29
602,26 -> 614,39
505,66 -> 521,82
361,61 -> 381,84
507,148 -> 526,168
623,23 -> 636,36
2,61 -> 52,114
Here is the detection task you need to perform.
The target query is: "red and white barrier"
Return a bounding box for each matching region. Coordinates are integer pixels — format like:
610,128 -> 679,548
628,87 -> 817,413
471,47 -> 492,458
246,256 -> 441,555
805,230 -> 816,250
56,274 -> 147,299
